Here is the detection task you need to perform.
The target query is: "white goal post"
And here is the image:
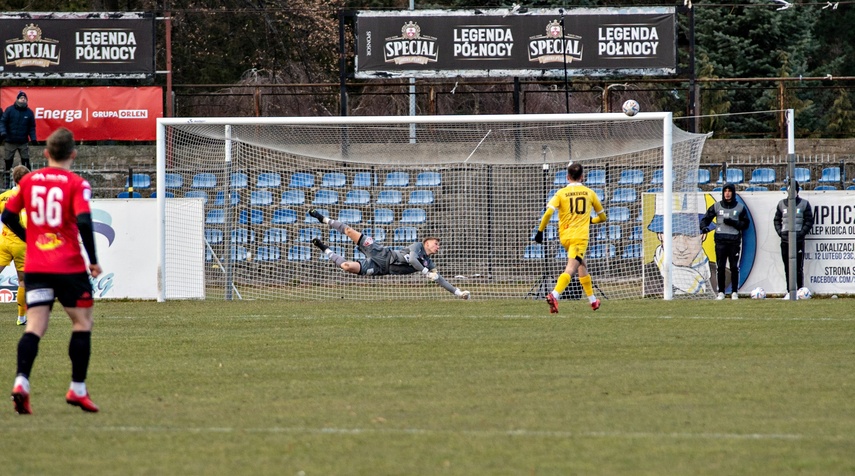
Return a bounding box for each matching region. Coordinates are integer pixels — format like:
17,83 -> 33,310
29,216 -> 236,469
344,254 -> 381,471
156,113 -> 709,301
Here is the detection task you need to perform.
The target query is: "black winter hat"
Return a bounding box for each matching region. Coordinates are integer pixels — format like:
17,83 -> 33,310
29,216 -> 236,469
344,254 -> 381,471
16,91 -> 26,100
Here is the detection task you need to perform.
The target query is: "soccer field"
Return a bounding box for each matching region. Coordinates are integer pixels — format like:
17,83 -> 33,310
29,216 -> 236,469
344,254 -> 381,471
1,298 -> 853,475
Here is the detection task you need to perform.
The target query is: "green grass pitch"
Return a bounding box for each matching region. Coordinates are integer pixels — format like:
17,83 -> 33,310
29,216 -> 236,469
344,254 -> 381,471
1,298 -> 853,475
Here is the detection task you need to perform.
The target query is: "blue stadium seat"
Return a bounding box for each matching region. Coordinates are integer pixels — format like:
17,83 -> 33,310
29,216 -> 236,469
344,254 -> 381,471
608,206 -> 630,222
717,168 -> 744,184
280,190 -> 305,205
339,209 -> 362,224
312,189 -> 339,205
287,246 -> 311,261
250,190 -> 273,206
164,173 -> 183,189
230,172 -> 248,189
117,191 -> 142,198
206,247 -> 214,262
239,209 -> 264,225
185,190 -> 208,204
374,208 -> 394,224
815,185 -> 837,191
289,172 -> 314,188
695,169 -> 712,185
272,208 -> 297,225
544,224 -> 557,241
554,170 -> 568,186
257,172 -> 282,188
596,224 -> 622,241
617,169 -> 644,185
330,229 -> 349,243
589,243 -> 616,259
523,244 -> 544,259
204,229 -> 223,245
622,243 -> 642,259
230,228 -> 255,243
361,227 -> 386,242
647,187 -> 663,193
585,169 -> 606,185
305,208 -> 329,223
352,172 -> 375,187
150,191 -> 174,198
262,228 -> 287,243
125,173 -> 151,189
256,246 -> 281,262
321,172 -> 347,188
408,190 -> 435,205
384,171 -> 409,187
377,190 -> 402,205
749,167 -> 776,185
298,228 -> 322,243
591,188 -> 605,203
400,208 -> 427,224
214,191 -> 240,206
745,186 -> 768,192
848,185 -> 855,191
191,173 -> 217,189
230,246 -> 248,262
630,226 -> 643,241
393,226 -> 418,242
611,187 -> 637,203
793,167 -> 811,183
344,190 -> 370,205
415,171 -> 441,186
818,167 -> 841,184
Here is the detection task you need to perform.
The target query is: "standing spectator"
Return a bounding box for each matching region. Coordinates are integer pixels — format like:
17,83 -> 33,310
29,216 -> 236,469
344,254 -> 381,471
534,162 -> 607,313
773,180 -> 814,298
0,91 -> 37,189
700,183 -> 750,300
0,165 -> 30,325
2,128 -> 102,414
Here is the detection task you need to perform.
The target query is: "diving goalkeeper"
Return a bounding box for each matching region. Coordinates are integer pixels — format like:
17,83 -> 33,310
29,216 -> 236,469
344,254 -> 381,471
308,209 -> 471,299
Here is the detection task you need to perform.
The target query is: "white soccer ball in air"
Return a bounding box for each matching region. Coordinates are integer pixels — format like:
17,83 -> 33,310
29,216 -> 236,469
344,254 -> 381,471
622,99 -> 640,116
796,287 -> 812,300
750,287 -> 766,299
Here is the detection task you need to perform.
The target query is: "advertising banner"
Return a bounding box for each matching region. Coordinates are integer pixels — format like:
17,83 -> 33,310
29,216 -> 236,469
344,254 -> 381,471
355,7 -> 676,78
0,12 -> 154,78
641,190 -> 855,297
0,86 -> 162,141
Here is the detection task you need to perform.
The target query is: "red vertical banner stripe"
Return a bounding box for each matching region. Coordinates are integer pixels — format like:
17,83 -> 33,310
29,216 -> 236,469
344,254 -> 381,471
1,86 -> 162,141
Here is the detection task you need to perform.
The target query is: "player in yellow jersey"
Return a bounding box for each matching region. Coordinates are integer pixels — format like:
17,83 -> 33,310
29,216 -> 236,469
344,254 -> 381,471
534,162 -> 607,313
0,165 -> 28,325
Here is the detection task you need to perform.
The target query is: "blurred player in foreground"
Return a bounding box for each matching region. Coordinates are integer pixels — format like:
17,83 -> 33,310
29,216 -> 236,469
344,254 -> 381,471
2,128 -> 102,414
0,165 -> 29,325
308,208 -> 470,299
534,162 -> 607,313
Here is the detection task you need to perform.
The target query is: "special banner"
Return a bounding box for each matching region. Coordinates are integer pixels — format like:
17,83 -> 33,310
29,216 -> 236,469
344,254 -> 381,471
0,12 -> 154,78
0,86 -> 162,141
355,7 -> 676,78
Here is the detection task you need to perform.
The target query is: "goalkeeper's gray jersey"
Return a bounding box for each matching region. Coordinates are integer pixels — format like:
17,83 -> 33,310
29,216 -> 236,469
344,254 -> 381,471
356,240 -> 435,277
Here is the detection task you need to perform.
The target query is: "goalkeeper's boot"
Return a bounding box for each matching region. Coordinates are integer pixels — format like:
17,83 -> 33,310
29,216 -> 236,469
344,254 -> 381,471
545,293 -> 559,314
308,208 -> 326,223
311,238 -> 329,252
11,385 -> 31,415
591,299 -> 601,311
66,389 -> 99,413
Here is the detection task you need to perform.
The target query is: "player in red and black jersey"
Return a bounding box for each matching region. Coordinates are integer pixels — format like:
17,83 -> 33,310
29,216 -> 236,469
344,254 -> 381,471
2,127 -> 102,414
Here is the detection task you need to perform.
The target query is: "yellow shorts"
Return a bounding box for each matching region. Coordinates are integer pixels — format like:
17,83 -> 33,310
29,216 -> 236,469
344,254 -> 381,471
0,239 -> 25,272
561,239 -> 589,261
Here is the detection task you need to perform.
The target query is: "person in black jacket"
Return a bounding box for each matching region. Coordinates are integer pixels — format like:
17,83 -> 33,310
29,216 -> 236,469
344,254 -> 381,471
0,91 -> 37,189
773,180 -> 814,297
700,183 -> 750,300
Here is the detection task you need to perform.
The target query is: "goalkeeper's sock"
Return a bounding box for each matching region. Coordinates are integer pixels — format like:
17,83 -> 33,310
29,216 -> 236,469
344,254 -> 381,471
553,273 -> 571,295
325,249 -> 346,267
328,219 -> 347,233
579,274 -> 595,299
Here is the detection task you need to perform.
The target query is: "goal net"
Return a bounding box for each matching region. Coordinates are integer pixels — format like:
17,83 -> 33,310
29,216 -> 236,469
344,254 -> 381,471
156,113 -> 711,301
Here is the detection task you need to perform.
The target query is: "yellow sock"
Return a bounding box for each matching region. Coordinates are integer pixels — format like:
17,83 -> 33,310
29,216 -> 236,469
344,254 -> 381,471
554,273 -> 571,296
579,274 -> 594,298
16,285 -> 26,318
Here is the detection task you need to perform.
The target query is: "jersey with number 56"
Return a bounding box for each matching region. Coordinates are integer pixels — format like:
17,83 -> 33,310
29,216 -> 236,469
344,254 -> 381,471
4,167 -> 93,274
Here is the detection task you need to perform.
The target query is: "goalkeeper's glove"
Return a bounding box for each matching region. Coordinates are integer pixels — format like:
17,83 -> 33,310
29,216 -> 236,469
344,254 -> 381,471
455,289 -> 471,300
422,268 -> 439,281
533,230 -> 543,243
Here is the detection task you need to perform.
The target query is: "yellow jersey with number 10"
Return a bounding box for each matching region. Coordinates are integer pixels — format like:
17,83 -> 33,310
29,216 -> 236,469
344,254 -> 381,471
0,187 -> 26,246
548,183 -> 604,243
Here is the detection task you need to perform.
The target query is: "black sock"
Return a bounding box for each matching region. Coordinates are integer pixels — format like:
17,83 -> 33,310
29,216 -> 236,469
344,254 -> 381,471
17,332 -> 40,378
69,331 -> 92,383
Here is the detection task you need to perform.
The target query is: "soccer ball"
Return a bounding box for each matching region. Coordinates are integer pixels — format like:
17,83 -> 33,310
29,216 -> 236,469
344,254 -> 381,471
796,287 -> 812,300
622,99 -> 640,116
750,287 -> 766,299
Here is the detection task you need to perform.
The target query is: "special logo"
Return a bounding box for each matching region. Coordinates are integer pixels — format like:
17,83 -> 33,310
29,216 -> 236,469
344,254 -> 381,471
384,21 -> 438,65
5,23 -> 61,68
528,20 -> 583,64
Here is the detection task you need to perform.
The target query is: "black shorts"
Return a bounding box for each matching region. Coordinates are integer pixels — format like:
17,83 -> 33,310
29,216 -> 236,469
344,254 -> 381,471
24,272 -> 94,309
